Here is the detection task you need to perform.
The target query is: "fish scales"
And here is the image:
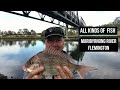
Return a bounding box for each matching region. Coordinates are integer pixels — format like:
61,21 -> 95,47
24,47 -> 97,76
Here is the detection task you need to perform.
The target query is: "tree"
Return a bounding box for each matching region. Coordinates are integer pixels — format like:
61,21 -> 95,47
23,28 -> 29,35
98,23 -> 120,31
68,29 -> 78,37
41,30 -> 46,37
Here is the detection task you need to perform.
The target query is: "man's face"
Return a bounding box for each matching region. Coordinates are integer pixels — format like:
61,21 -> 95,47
45,35 -> 64,51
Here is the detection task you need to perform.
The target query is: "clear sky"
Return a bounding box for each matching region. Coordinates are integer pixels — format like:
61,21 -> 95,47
0,11 -> 120,33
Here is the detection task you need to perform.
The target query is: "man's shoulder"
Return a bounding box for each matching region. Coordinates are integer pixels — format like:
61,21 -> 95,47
62,50 -> 67,54
62,50 -> 73,58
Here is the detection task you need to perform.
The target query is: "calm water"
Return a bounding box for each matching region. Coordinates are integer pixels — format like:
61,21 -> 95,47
0,39 -> 120,79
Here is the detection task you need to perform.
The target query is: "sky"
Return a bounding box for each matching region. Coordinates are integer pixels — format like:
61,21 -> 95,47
0,11 -> 120,33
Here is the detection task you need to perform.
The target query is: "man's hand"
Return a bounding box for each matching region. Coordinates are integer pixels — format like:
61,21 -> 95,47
23,66 -> 74,79
25,66 -> 44,79
54,66 -> 74,79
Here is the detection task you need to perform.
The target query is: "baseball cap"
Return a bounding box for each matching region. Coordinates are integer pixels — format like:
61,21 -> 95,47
44,27 -> 64,38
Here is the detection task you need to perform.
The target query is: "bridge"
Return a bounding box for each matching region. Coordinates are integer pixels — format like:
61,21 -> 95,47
4,11 -> 86,39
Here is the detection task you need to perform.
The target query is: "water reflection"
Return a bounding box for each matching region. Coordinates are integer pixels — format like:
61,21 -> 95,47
0,39 -> 80,79
118,41 -> 120,50
0,39 -> 120,79
64,41 -> 78,54
0,39 -> 37,48
0,57 -> 23,79
81,41 -> 120,79
70,45 -> 85,61
82,51 -> 120,79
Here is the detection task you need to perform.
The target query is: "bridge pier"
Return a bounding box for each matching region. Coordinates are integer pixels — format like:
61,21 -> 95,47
65,24 -> 68,39
66,41 -> 69,54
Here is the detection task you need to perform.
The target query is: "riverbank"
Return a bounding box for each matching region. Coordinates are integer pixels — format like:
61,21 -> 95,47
0,73 -> 7,79
80,35 -> 120,38
0,35 -> 120,41
0,37 -> 79,41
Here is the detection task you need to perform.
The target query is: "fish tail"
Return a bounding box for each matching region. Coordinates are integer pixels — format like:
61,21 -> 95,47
76,65 -> 97,79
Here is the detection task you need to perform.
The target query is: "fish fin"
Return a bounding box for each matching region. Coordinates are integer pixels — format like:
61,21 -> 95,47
22,65 -> 26,71
77,65 -> 97,79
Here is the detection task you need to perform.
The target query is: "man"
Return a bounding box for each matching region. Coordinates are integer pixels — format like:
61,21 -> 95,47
22,27 -> 95,79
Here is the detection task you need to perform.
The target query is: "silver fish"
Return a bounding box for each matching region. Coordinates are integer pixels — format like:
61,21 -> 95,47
24,47 -> 97,78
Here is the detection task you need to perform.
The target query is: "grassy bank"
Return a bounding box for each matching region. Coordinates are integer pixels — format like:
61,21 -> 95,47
0,37 -> 79,41
0,37 -> 43,39
0,32 -> 120,41
118,31 -> 120,36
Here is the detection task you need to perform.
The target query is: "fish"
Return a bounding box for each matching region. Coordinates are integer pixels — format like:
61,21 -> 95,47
23,47 -> 97,79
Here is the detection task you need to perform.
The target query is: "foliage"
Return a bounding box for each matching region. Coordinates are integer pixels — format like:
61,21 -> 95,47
98,23 -> 120,31
67,29 -> 78,37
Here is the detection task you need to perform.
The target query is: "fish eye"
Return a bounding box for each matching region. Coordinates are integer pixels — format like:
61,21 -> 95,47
30,61 -> 33,64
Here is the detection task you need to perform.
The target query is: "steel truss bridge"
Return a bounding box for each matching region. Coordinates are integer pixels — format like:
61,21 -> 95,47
3,11 -> 86,58
4,11 -> 86,28
4,11 -> 86,38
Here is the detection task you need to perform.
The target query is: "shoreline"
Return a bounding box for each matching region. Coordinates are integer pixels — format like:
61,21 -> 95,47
0,73 -> 8,79
0,36 -> 120,41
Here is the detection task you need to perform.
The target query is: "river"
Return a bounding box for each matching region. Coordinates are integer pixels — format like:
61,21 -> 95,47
0,39 -> 120,79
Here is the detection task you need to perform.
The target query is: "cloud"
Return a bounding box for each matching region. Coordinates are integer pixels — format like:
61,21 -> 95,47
81,51 -> 120,79
0,45 -> 21,56
79,11 -> 120,26
0,11 -> 58,33
1,11 -> 120,33
0,57 -> 23,78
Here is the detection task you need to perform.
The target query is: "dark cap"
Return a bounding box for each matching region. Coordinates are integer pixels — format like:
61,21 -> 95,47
45,27 -> 64,38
